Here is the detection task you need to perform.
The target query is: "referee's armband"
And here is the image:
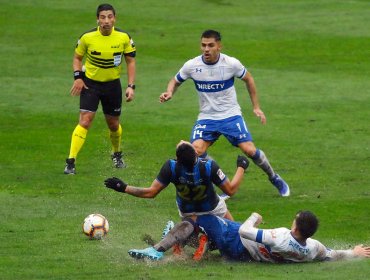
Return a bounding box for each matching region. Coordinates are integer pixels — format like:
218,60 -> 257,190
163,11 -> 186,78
73,70 -> 84,80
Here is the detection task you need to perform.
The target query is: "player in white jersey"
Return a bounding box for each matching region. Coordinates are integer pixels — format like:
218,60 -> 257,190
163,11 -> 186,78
159,29 -> 290,197
193,211 -> 370,262
127,210 -> 370,262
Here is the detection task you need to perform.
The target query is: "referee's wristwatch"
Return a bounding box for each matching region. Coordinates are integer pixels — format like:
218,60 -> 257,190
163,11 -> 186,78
127,84 -> 136,90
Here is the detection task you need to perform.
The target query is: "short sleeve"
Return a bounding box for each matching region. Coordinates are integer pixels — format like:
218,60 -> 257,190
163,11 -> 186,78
210,161 -> 227,186
231,57 -> 247,79
156,160 -> 172,186
175,59 -> 193,83
123,33 -> 136,55
75,36 -> 87,57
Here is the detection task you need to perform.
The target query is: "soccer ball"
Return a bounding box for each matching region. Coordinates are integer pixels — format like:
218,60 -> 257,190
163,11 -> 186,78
82,214 -> 109,239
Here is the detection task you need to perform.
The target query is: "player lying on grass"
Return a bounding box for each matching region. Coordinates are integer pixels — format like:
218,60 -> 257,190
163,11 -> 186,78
127,210 -> 370,262
193,211 -> 370,262
104,140 -> 249,260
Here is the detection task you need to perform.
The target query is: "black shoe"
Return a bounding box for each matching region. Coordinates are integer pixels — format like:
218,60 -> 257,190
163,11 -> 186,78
64,158 -> 76,174
111,152 -> 126,168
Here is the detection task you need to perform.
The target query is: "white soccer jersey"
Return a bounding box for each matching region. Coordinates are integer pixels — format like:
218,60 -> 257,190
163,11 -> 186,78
237,214 -> 355,263
175,53 -> 247,120
239,227 -> 329,263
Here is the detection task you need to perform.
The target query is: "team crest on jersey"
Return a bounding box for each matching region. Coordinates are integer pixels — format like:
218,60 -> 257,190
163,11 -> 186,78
217,169 -> 226,180
113,54 -> 122,66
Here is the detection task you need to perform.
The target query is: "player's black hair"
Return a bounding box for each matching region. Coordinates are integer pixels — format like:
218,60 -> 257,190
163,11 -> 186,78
176,142 -> 197,171
201,30 -> 221,41
96,3 -> 116,17
295,210 -> 319,239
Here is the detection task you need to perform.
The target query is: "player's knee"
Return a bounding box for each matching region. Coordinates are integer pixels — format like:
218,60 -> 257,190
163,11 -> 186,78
108,124 -> 119,132
79,113 -> 95,129
106,119 -> 120,131
239,142 -> 256,157
79,120 -> 91,129
192,141 -> 208,156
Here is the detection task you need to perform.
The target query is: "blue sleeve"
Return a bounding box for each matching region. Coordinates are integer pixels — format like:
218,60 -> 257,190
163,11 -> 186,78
256,229 -> 264,243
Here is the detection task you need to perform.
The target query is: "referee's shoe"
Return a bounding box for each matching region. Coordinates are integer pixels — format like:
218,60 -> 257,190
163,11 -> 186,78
111,152 -> 126,168
64,158 -> 76,175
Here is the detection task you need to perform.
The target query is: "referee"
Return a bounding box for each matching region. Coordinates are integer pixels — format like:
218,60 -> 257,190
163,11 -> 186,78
64,4 -> 136,174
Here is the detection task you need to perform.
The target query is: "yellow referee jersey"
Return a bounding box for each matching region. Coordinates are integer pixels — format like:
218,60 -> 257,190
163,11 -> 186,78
75,27 -> 136,82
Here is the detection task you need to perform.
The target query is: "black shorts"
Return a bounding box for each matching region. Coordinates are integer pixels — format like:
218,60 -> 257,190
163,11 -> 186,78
80,77 -> 122,116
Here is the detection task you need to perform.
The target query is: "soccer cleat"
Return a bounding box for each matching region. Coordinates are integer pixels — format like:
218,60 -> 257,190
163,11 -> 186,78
161,220 -> 175,239
193,234 -> 209,261
219,193 -> 230,201
172,243 -> 183,255
111,151 -> 126,168
128,247 -> 164,261
270,174 -> 290,197
64,158 -> 76,175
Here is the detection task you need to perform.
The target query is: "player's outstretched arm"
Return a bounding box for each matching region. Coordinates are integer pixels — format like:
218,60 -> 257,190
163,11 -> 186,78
104,177 -> 165,198
326,244 -> 370,261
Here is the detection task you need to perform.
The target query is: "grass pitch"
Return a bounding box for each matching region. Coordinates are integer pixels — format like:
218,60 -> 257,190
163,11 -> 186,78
0,1 -> 369,279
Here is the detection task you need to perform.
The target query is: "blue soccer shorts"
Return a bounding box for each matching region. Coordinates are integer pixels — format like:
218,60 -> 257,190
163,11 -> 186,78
196,215 -> 252,261
190,115 -> 253,146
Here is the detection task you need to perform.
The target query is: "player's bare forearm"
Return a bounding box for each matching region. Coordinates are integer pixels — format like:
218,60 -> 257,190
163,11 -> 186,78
221,167 -> 245,196
160,78 -> 180,102
70,53 -> 87,96
125,56 -> 136,85
124,179 -> 165,198
125,185 -> 157,198
72,53 -> 83,72
125,56 -> 136,102
243,72 -> 266,124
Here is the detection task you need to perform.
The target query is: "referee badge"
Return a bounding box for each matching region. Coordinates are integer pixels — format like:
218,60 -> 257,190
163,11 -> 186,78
113,54 -> 122,66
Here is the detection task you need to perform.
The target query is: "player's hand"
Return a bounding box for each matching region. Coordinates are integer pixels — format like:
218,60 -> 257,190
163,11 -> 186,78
159,91 -> 172,103
353,245 -> 370,258
125,87 -> 135,102
253,108 -> 266,125
70,79 -> 88,96
237,155 -> 249,170
104,177 -> 127,193
251,212 -> 263,226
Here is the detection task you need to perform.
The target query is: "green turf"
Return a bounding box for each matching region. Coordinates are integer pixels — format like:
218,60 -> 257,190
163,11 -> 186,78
1,0 -> 369,279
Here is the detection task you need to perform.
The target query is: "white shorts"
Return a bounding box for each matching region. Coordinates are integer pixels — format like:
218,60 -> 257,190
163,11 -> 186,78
177,197 -> 228,218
